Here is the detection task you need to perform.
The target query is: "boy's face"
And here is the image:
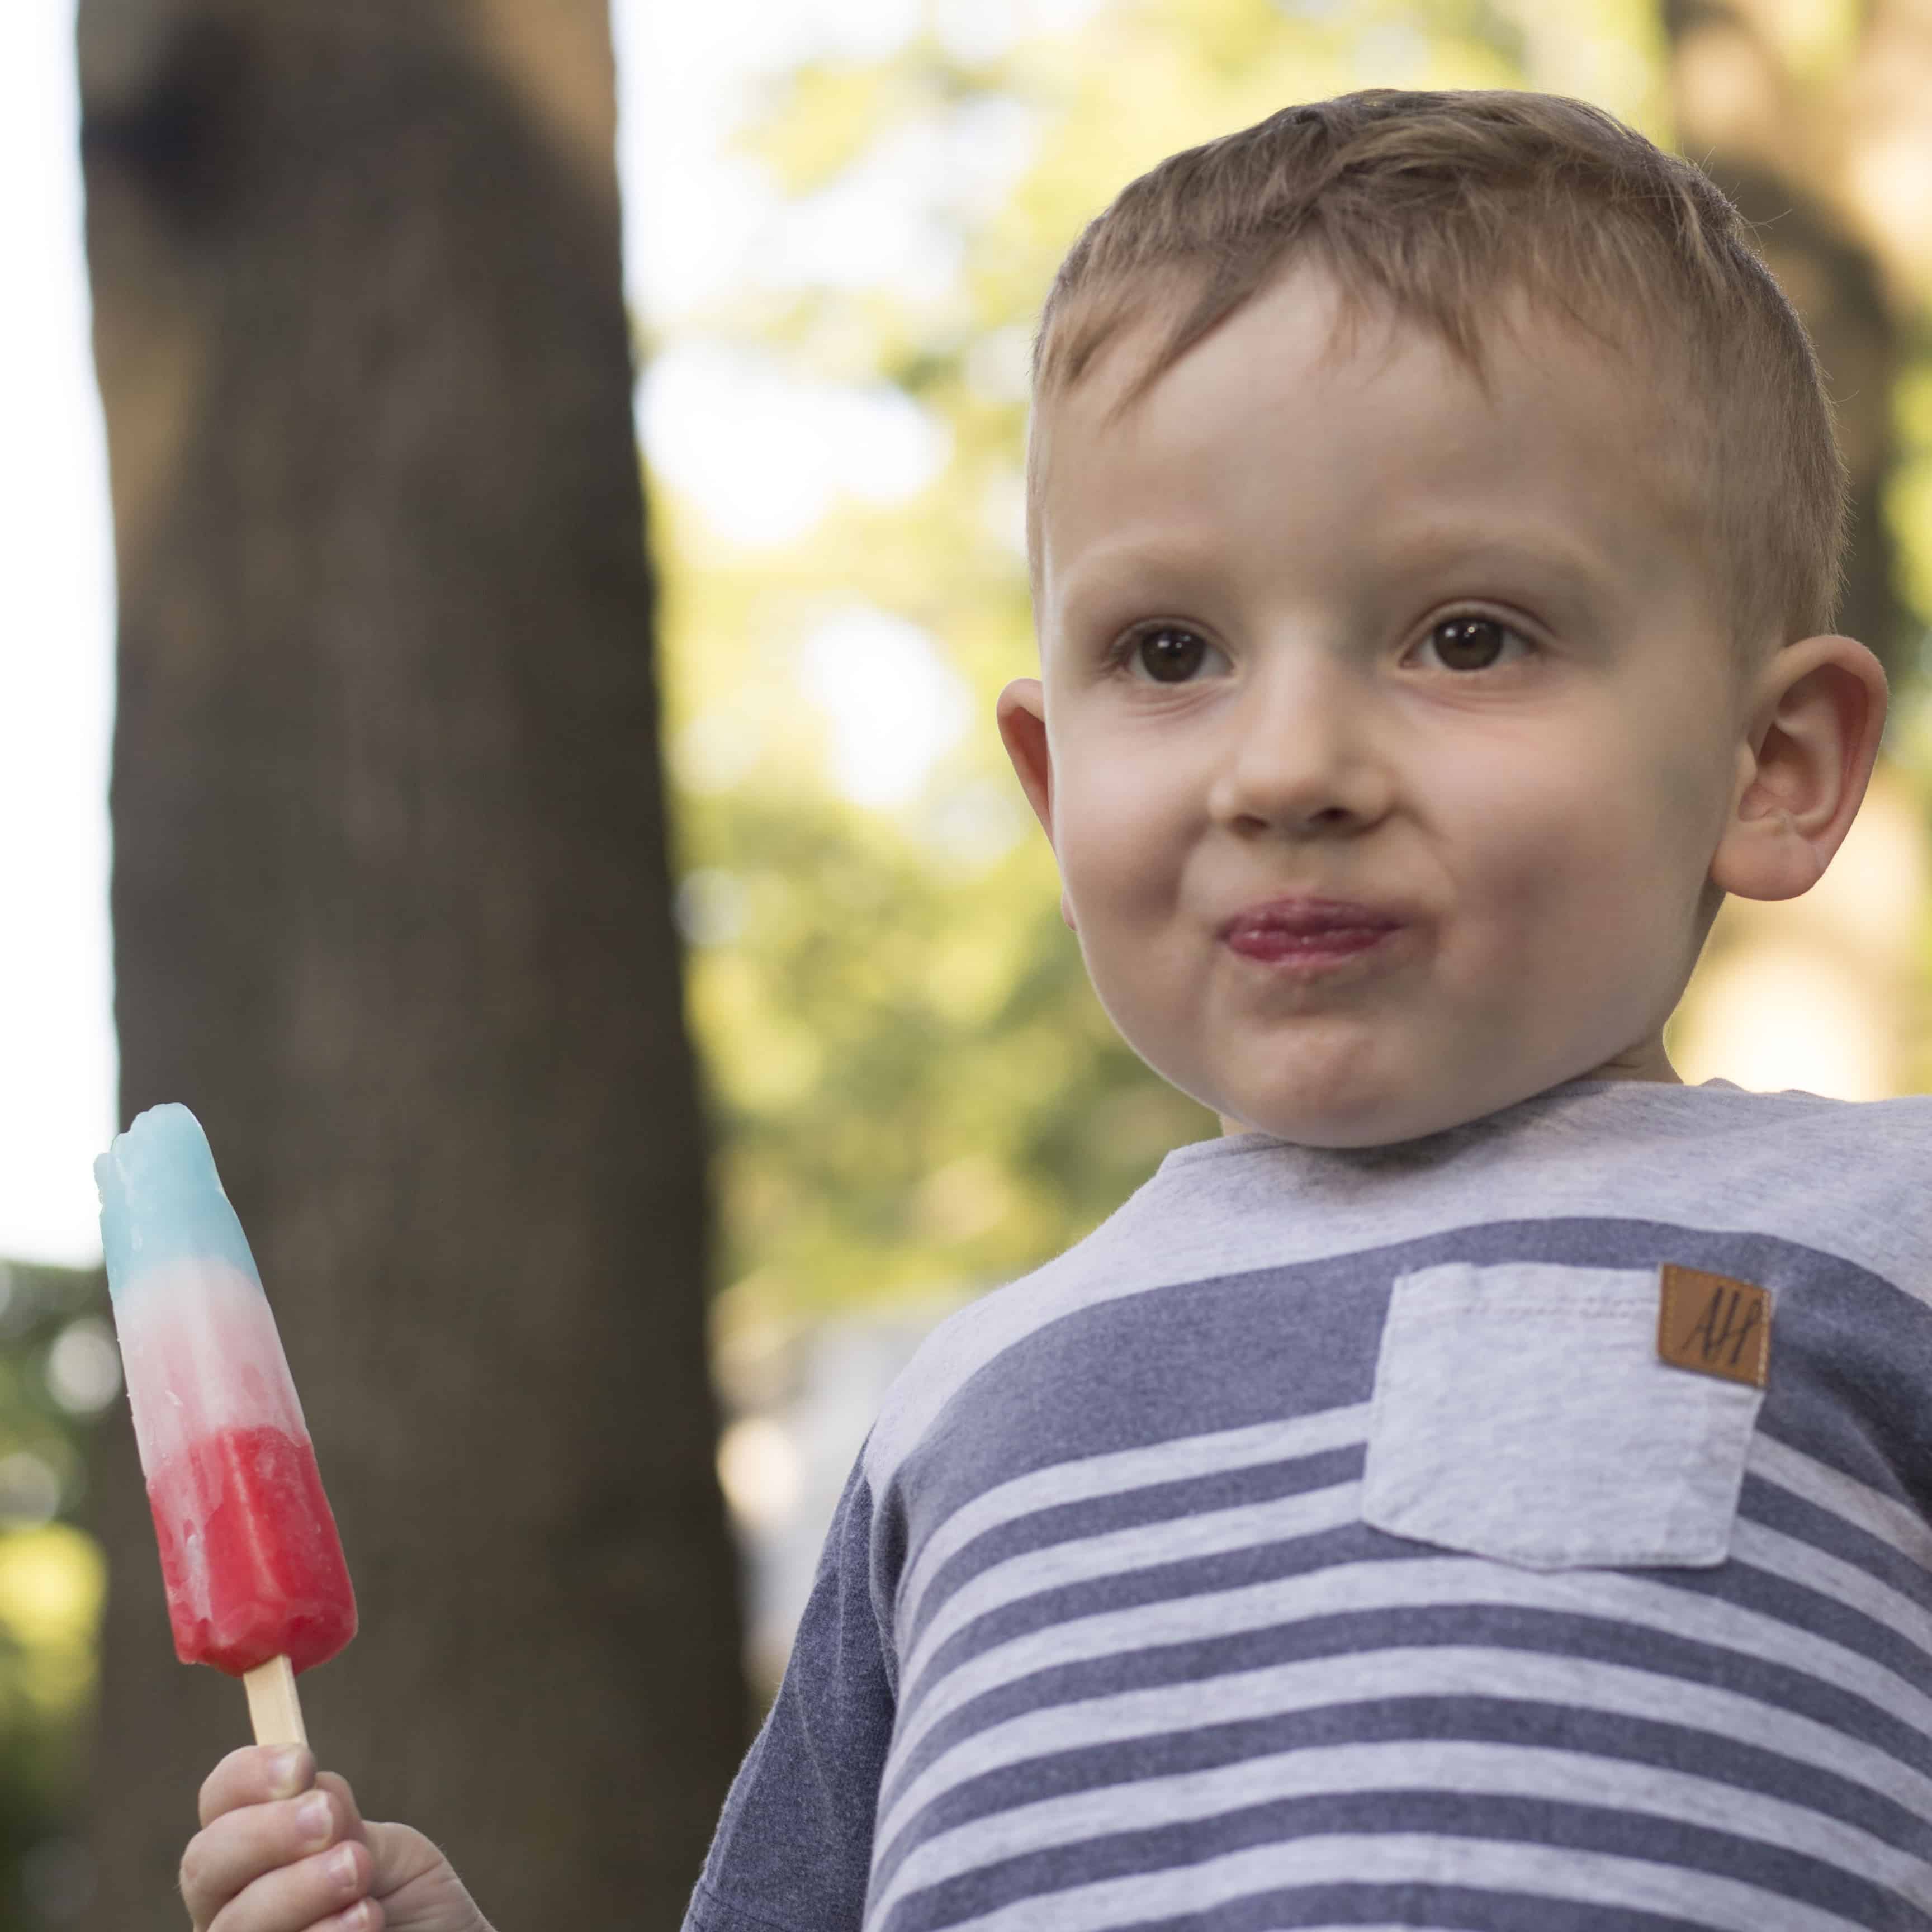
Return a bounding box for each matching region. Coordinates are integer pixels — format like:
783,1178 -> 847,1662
1003,261 -> 1759,1147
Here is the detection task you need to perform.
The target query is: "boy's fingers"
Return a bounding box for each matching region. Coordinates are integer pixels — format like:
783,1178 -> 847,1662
315,1907 -> 382,1932
182,1789 -> 355,1929
198,1747 -> 315,1828
199,1840 -> 372,1932
312,1773 -> 368,1844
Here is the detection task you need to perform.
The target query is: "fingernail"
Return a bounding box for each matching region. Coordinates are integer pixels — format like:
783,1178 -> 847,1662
330,1844 -> 358,1887
296,1791 -> 332,1846
268,1748 -> 306,1798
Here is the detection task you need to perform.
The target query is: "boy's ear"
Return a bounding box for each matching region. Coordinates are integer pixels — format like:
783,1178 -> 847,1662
996,678 -> 1076,930
1708,633 -> 1888,903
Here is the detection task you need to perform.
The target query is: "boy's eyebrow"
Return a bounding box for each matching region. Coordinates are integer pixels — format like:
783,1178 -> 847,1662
1045,531 -> 1225,616
1048,522 -> 1618,626
1386,522 -> 1617,604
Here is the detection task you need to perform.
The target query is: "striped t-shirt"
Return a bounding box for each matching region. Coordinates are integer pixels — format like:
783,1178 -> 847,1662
685,1077 -> 1932,1931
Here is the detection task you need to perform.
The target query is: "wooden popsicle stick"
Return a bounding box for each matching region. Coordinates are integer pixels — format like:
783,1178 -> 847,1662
243,1656 -> 308,1747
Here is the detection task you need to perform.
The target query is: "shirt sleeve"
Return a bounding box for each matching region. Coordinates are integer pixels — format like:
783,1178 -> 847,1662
682,1447 -> 897,1932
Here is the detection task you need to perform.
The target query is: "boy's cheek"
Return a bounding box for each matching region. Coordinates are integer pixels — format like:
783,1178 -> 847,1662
1056,796 -> 1186,908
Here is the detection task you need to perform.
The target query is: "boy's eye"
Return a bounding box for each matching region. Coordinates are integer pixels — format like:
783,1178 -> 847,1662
1121,625 -> 1218,683
1415,614 -> 1531,672
1112,613 -> 1531,681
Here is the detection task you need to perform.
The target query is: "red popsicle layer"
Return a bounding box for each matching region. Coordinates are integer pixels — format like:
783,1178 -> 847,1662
147,1423 -> 357,1677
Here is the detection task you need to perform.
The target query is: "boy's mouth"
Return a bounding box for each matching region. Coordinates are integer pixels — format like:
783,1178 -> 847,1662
1219,897 -> 1407,964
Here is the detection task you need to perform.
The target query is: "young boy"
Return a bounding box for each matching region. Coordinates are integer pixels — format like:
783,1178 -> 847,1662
179,86 -> 1928,1932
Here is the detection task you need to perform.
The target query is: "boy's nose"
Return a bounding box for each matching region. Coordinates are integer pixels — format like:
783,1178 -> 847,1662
1204,655 -> 1395,837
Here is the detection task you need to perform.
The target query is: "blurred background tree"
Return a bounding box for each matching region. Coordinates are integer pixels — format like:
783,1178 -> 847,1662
73,1 -> 742,1924
1658,0 -> 1932,1088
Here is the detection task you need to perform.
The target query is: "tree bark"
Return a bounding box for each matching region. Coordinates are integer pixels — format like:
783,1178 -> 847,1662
75,3 -> 746,1923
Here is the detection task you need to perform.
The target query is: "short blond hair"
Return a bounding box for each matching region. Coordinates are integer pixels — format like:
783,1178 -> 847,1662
1027,88 -> 1850,664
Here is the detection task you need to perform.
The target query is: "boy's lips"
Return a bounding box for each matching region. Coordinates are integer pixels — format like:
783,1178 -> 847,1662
1218,896 -> 1408,941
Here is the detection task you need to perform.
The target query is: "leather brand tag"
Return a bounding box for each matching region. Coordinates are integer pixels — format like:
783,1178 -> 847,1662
1657,1265 -> 1773,1388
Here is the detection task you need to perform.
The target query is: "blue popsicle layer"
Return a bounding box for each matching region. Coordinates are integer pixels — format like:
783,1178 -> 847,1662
94,1104 -> 261,1302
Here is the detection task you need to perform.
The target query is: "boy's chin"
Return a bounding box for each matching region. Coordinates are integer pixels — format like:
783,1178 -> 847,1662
1207,1060 -> 1625,1149
1213,1098 -> 1499,1149
1211,1100 -> 1480,1149
1200,1079 -> 1454,1149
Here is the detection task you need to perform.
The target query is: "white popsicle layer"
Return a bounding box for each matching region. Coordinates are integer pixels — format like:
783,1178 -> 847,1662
113,1257 -> 310,1488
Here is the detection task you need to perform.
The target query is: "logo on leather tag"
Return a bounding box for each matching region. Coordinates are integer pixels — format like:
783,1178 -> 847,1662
1657,1265 -> 1772,1388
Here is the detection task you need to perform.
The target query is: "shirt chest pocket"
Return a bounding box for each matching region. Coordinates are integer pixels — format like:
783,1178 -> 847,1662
1361,1261 -> 1766,1570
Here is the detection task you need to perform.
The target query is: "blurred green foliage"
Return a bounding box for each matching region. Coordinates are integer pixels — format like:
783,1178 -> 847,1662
0,1263 -> 112,1928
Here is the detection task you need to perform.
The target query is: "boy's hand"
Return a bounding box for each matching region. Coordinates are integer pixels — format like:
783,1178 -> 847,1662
182,1746 -> 495,1932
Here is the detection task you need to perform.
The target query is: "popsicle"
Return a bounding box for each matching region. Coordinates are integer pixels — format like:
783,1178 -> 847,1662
96,1103 -> 356,1744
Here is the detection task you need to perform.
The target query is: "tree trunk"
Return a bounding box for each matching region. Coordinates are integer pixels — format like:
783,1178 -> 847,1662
75,3 -> 746,1924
